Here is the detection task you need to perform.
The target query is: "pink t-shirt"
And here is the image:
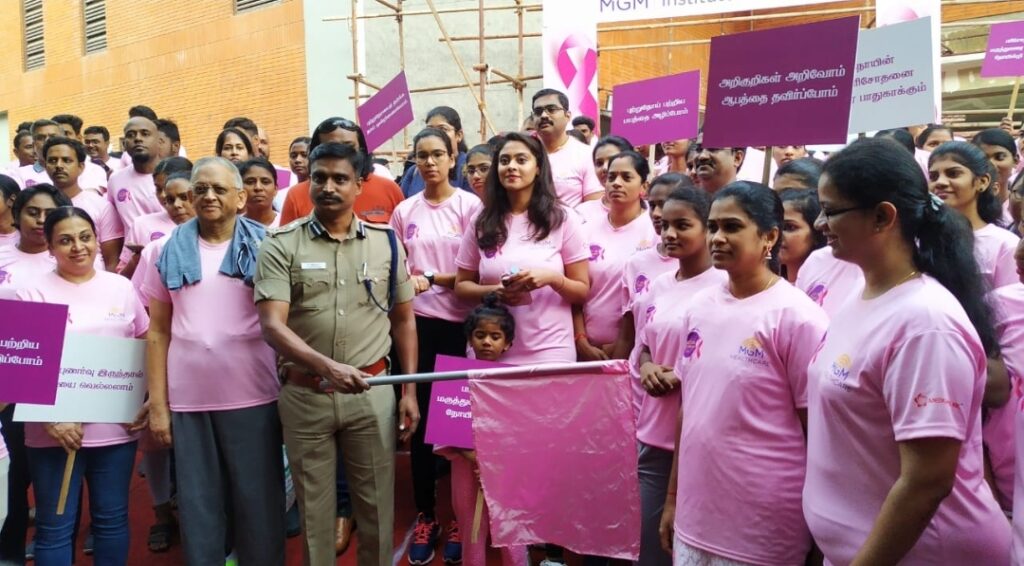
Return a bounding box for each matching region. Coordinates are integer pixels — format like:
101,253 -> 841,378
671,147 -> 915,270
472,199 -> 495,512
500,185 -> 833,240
139,237 -> 280,412
988,284 -> 1024,513
623,246 -> 677,419
974,223 -> 1019,290
636,267 -> 727,451
455,208 -> 589,364
794,246 -> 864,318
10,162 -> 107,193
574,198 -> 608,225
16,270 -> 148,449
804,276 -> 1010,565
107,167 -> 162,233
672,281 -> 828,566
71,190 -> 125,245
391,190 -> 482,323
1002,200 -> 1015,229
0,246 -> 54,300
582,213 -> 657,346
0,232 -> 18,250
547,138 -> 603,208
131,234 -> 168,305
118,211 -> 177,269
1001,286 -> 1024,562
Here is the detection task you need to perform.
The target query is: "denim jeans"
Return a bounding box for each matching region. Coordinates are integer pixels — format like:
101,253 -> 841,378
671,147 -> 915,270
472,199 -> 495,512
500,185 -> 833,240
28,442 -> 137,566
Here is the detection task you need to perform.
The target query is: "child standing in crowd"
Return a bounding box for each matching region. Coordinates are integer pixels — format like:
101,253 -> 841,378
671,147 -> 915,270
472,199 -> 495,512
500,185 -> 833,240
437,294 -> 527,566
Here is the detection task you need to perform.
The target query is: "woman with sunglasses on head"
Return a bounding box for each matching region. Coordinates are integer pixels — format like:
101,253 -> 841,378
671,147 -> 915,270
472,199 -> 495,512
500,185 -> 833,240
278,117 -> 404,226
17,207 -> 148,566
659,181 -> 828,566
400,107 -> 472,198
804,138 -> 1010,565
391,127 -> 482,565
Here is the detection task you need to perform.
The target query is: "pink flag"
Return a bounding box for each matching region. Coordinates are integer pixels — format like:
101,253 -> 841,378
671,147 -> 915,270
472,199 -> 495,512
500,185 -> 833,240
469,360 -> 641,560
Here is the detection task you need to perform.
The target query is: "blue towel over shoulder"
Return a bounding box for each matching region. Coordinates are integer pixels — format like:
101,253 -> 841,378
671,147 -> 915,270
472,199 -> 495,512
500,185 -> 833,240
156,216 -> 266,291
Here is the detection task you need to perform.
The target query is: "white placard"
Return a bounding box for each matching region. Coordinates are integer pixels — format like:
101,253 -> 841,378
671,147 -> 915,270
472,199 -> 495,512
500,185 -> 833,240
15,334 -> 146,423
848,18 -> 936,133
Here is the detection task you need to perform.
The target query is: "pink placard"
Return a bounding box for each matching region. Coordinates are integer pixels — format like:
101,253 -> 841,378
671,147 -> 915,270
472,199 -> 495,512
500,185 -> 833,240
0,299 -> 68,404
357,71 -> 415,153
611,70 -> 700,147
424,355 -> 509,449
981,21 -> 1024,78
703,16 -> 860,148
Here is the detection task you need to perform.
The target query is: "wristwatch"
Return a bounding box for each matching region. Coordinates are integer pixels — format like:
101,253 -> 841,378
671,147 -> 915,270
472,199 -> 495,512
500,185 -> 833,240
424,271 -> 436,286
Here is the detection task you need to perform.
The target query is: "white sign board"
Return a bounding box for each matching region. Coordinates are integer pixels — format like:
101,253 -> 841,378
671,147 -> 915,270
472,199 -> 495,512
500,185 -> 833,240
592,0 -> 836,24
848,18 -> 936,133
16,334 -> 146,424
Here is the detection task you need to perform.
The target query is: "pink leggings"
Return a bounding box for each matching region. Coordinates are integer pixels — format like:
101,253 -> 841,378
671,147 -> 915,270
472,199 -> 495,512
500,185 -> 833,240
449,455 -> 527,566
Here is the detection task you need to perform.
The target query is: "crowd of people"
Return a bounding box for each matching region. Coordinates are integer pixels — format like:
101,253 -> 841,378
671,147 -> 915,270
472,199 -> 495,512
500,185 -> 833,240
1,86 -> 1024,566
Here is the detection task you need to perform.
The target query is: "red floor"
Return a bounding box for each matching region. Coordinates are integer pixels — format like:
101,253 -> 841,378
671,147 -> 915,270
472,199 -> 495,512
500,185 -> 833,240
38,451 -> 550,566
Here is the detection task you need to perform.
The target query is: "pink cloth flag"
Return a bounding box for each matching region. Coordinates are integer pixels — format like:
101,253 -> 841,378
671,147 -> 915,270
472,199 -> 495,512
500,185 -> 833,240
469,359 -> 641,560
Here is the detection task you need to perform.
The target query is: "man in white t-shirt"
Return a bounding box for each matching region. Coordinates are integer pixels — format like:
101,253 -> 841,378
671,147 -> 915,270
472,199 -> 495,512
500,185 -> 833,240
531,88 -> 604,208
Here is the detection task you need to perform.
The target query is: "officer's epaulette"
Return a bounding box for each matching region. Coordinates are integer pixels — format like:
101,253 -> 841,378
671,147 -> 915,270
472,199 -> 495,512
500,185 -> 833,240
266,216 -> 310,237
361,221 -> 395,232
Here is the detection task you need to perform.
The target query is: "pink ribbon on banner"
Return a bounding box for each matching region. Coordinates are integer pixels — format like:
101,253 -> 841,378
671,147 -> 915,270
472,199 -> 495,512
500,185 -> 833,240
556,34 -> 599,122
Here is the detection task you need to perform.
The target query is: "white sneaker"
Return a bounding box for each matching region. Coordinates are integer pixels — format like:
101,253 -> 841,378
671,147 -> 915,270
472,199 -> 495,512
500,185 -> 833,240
539,560 -> 566,566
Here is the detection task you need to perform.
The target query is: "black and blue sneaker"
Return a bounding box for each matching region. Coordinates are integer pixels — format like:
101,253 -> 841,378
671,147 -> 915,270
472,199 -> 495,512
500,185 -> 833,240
408,513 -> 440,565
442,521 -> 462,564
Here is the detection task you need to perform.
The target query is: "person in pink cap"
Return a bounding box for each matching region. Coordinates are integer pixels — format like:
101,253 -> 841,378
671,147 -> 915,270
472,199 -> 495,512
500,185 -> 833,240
659,181 -> 828,566
391,127 -> 482,565
16,206 -> 148,565
804,138 -> 1010,565
635,187 -> 725,566
574,151 -> 657,362
530,89 -> 603,208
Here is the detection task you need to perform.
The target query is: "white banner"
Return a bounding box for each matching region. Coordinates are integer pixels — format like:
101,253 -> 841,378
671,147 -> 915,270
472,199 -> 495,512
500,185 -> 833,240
16,334 -> 146,424
876,0 -> 942,121
593,0 -> 836,24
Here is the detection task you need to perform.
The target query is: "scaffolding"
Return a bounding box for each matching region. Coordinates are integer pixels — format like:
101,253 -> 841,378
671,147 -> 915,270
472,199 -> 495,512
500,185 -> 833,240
326,0 -> 542,165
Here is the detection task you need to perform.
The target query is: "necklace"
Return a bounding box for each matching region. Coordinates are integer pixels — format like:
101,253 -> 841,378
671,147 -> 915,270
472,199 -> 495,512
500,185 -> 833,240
761,275 -> 777,293
895,270 -> 919,287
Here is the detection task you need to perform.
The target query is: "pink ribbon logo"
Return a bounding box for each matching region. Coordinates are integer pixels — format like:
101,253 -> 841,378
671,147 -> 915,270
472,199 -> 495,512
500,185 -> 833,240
556,34 -> 599,123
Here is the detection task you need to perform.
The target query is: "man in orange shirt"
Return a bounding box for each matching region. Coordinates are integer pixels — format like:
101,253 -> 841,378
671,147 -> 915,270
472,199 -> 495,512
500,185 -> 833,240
279,117 -> 403,226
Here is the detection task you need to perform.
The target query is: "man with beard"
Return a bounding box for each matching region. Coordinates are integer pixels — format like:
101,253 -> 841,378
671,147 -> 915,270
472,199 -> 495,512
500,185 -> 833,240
107,116 -> 165,233
692,144 -> 745,193
255,142 -> 419,566
42,137 -> 124,271
530,88 -> 603,208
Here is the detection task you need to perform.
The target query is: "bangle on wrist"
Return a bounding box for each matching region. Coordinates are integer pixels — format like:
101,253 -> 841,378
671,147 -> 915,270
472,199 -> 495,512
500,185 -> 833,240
574,332 -> 587,343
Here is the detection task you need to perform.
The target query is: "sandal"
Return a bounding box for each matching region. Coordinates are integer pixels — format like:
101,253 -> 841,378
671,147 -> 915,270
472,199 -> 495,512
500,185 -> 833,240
148,520 -> 177,553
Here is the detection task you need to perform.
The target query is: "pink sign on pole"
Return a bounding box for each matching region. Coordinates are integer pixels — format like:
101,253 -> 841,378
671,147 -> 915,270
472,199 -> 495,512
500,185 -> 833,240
981,21 -> 1024,78
703,16 -> 860,148
611,70 -> 700,147
357,71 -> 415,153
0,299 -> 68,404
424,355 -> 509,450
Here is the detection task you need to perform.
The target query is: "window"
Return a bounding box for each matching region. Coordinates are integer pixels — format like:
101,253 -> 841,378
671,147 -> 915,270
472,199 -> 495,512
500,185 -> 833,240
235,0 -> 281,14
83,0 -> 107,54
23,0 -> 44,70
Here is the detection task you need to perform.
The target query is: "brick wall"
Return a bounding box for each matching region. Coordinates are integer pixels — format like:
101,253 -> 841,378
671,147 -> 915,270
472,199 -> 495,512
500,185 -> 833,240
0,0 -> 308,165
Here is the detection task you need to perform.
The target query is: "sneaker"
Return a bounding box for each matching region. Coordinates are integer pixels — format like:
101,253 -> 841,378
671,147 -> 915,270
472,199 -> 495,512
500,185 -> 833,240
442,521 -> 462,564
24,540 -> 34,562
538,561 -> 567,566
408,513 -> 440,565
83,532 -> 94,555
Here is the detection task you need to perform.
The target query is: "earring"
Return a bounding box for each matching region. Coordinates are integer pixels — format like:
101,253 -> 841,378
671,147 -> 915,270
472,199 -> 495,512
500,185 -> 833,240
764,247 -> 771,260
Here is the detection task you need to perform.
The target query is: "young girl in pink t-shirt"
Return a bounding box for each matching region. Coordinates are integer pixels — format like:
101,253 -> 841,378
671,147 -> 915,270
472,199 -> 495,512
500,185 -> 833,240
634,187 -> 725,566
660,182 -> 828,566
16,206 -> 148,566
438,295 -> 527,566
455,132 -> 590,366
0,185 -> 71,300
393,128 -> 483,561
574,151 -> 657,362
805,139 -> 1009,565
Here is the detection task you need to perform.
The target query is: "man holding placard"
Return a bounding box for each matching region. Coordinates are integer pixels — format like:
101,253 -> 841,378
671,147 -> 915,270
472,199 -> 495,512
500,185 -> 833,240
142,156 -> 286,566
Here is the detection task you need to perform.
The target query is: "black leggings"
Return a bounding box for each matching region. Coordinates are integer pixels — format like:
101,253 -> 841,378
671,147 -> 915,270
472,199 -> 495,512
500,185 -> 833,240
410,316 -> 467,516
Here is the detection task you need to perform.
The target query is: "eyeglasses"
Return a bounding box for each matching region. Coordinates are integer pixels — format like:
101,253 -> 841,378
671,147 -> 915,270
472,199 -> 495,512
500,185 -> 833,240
415,150 -> 449,163
532,105 -> 564,117
466,164 -> 490,177
819,205 -> 873,219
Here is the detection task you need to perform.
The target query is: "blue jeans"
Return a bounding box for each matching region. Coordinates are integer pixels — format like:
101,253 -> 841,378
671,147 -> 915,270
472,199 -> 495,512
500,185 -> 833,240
28,442 -> 137,566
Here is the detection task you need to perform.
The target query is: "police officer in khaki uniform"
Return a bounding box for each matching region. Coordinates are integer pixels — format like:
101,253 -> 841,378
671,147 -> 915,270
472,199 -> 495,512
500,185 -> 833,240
254,142 -> 419,566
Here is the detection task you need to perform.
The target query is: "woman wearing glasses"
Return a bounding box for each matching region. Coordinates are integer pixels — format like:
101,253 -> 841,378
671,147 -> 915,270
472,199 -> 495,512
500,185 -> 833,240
399,107 -> 472,198
390,128 -> 481,565
278,117 -> 404,226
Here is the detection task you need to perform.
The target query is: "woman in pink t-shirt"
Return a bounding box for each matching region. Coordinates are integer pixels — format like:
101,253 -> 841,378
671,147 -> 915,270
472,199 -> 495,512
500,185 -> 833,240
779,188 -> 825,283
972,128 -> 1020,226
464,144 -> 492,199
659,182 -> 828,566
16,206 -> 148,566
575,151 -> 657,362
0,185 -> 71,299
575,135 -> 632,224
392,127 -> 483,558
804,139 -> 1010,565
0,175 -> 19,249
455,132 -> 590,366
240,158 -> 280,228
634,187 -> 725,566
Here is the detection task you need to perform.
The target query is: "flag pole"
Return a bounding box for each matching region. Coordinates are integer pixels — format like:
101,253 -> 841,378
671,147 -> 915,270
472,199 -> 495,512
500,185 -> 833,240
762,146 -> 773,185
471,488 -> 485,544
1009,77 -> 1021,121
364,360 -> 627,386
57,450 -> 76,515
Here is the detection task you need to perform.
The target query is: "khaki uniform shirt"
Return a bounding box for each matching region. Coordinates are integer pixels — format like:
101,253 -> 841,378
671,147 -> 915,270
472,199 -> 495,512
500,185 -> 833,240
254,214 -> 414,371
